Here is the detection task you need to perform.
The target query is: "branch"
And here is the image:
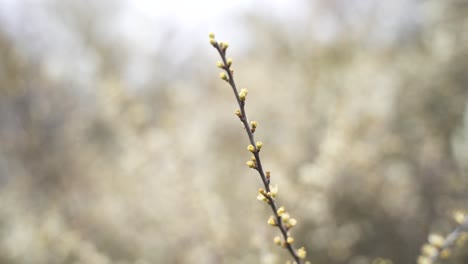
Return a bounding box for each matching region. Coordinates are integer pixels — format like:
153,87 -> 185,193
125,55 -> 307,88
209,33 -> 307,264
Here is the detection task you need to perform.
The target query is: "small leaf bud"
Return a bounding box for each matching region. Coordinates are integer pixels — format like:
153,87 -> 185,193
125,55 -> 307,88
282,213 -> 290,223
209,38 -> 216,45
238,88 -> 248,101
247,144 -> 256,153
250,121 -> 258,132
297,247 -> 307,259
277,206 -> 285,216
453,210 -> 466,224
257,193 -> 267,201
208,32 -> 215,39
216,61 -> 224,68
246,160 -> 256,169
286,237 -> 294,244
240,88 -> 248,96
256,141 -> 263,150
428,234 -> 445,248
234,109 -> 242,118
421,244 -> 437,256
226,58 -> 233,67
220,72 -> 228,81
269,184 -> 278,197
273,236 -> 282,245
266,171 -> 271,180
288,218 -> 297,227
267,216 -> 277,226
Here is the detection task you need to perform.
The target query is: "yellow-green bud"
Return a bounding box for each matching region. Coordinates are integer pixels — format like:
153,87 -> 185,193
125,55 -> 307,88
234,109 -> 242,118
269,184 -> 278,197
428,234 -> 445,248
239,88 -> 248,101
297,247 -> 307,259
216,61 -> 224,68
453,211 -> 466,224
257,193 -> 267,202
288,218 -> 297,227
256,141 -> 263,150
273,236 -> 282,245
250,121 -> 258,132
209,38 -> 216,45
209,32 -> 215,39
267,216 -> 277,226
421,244 -> 438,257
247,144 -> 255,153
239,93 -> 246,101
286,237 -> 294,244
220,72 -> 228,81
277,206 -> 285,216
246,160 -> 256,168
282,213 -> 290,222
226,58 -> 233,67
222,42 -> 229,50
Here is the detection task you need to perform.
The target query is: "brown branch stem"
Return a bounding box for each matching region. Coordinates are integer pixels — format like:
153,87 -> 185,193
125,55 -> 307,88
212,42 -> 303,264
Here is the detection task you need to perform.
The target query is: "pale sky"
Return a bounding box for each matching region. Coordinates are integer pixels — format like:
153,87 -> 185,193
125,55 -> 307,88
0,0 -> 420,89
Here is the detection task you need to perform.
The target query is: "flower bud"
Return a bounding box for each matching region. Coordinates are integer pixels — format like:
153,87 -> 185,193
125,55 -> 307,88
273,236 -> 282,245
256,141 -> 263,150
220,72 -> 228,81
247,144 -> 256,153
268,216 -> 277,226
246,160 -> 256,168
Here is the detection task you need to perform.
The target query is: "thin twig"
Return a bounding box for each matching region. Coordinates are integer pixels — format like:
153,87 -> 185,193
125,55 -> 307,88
429,216 -> 468,263
210,36 -> 304,264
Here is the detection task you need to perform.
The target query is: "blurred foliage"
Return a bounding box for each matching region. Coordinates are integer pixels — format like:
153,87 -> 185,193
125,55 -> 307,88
0,1 -> 467,264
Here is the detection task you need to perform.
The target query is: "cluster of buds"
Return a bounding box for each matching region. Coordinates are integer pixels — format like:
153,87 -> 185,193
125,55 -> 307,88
270,205 -> 301,253
274,238 -> 307,260
246,154 -> 257,169
245,141 -> 263,170
257,184 -> 278,203
246,142 -> 263,155
210,32 -> 232,82
277,206 -> 298,230
418,234 -> 448,264
418,210 -> 468,264
209,32 -> 229,51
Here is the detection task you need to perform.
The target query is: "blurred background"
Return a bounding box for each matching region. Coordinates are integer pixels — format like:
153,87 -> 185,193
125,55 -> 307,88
0,0 -> 467,263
